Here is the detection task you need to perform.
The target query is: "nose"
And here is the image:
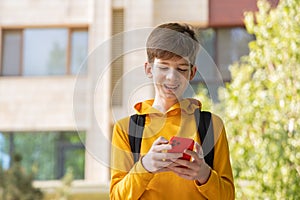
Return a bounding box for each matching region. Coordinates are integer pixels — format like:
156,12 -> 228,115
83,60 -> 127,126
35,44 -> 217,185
166,68 -> 179,81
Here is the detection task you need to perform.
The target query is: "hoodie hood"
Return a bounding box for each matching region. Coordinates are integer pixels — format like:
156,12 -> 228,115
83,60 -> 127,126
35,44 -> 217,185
134,98 -> 202,115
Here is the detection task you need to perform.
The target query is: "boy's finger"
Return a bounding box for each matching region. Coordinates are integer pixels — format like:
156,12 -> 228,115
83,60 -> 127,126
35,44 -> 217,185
155,152 -> 183,161
183,149 -> 198,159
172,158 -> 190,168
154,144 -> 172,152
194,142 -> 204,159
194,142 -> 201,153
153,136 -> 169,146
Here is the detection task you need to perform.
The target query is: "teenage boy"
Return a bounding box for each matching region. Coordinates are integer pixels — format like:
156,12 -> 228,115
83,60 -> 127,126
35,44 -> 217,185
110,23 -> 235,199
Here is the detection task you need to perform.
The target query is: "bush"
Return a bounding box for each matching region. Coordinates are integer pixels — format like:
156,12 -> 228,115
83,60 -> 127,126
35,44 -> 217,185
0,154 -> 43,200
199,0 -> 300,198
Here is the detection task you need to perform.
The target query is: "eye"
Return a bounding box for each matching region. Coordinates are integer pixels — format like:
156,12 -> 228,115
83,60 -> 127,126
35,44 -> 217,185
159,67 -> 168,70
156,64 -> 169,70
177,68 -> 188,72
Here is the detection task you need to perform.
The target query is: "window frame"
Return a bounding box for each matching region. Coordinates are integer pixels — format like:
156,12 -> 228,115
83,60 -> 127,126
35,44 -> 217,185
0,25 -> 88,76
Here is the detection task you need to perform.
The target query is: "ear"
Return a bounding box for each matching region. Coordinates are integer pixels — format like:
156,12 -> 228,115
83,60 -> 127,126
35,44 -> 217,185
144,62 -> 153,78
189,65 -> 197,81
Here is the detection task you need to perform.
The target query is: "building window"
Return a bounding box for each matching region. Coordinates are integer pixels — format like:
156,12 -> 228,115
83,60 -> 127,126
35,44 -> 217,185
1,30 -> 22,76
215,27 -> 254,81
1,28 -> 88,76
71,29 -> 89,75
192,27 -> 254,100
195,27 -> 254,82
0,131 -> 85,180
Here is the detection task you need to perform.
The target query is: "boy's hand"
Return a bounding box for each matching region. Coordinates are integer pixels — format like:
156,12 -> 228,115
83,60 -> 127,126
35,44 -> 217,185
141,136 -> 183,173
167,142 -> 211,184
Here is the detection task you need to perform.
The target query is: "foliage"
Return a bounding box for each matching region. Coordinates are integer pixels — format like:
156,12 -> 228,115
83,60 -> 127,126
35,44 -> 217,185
52,168 -> 74,200
210,0 -> 300,199
0,155 -> 75,200
0,154 -> 43,200
0,166 -> 4,196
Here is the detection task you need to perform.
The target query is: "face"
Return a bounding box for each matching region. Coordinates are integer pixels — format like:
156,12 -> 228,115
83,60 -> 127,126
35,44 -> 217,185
145,56 -> 196,103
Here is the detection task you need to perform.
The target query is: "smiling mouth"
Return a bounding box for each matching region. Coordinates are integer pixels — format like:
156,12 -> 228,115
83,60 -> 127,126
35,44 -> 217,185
164,84 -> 179,91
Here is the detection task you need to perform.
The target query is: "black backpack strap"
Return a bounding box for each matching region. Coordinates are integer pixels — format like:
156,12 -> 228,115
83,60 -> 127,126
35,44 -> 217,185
194,109 -> 214,168
129,114 -> 146,163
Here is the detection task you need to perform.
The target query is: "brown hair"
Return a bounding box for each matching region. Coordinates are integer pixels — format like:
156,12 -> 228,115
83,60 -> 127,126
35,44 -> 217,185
146,23 -> 199,65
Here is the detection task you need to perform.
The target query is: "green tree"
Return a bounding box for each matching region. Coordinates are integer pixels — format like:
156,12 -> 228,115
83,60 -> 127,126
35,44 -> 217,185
211,0 -> 300,198
0,154 -> 43,200
52,168 -> 74,200
0,165 -> 4,197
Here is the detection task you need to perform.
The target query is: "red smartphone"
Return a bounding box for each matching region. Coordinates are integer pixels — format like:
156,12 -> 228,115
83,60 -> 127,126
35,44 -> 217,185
168,136 -> 194,161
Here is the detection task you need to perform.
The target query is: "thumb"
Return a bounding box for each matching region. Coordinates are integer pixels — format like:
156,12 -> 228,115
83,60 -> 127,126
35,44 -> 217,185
153,136 -> 169,146
195,142 -> 204,159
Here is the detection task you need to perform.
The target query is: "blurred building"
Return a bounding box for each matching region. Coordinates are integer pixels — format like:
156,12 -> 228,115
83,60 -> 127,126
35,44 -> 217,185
0,0 -> 278,199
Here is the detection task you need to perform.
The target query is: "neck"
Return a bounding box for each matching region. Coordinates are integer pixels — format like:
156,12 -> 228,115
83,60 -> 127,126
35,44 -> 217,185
152,97 -> 180,113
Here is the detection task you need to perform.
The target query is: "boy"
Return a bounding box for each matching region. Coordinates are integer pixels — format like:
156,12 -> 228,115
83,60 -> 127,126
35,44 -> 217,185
110,23 -> 235,199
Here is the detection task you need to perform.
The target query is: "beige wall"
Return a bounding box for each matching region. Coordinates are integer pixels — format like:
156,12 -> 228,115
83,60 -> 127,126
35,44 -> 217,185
0,0 -> 90,26
153,0 -> 208,26
84,0 -> 112,183
0,76 -> 88,131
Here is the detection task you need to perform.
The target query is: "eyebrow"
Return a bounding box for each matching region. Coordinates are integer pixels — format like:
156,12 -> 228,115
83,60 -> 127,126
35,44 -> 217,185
178,63 -> 190,67
157,61 -> 190,66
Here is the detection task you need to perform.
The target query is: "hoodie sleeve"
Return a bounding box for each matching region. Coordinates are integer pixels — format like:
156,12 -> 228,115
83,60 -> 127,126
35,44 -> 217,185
110,119 -> 154,200
194,114 -> 235,199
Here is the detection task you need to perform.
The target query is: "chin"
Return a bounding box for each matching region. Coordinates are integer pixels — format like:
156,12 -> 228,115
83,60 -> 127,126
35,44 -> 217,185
164,93 -> 182,101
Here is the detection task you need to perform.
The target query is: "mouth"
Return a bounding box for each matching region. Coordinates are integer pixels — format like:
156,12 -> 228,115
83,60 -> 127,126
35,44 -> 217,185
164,84 -> 180,92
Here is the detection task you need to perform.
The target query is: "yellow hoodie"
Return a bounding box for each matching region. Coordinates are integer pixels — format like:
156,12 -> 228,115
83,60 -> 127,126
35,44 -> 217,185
110,99 -> 235,200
